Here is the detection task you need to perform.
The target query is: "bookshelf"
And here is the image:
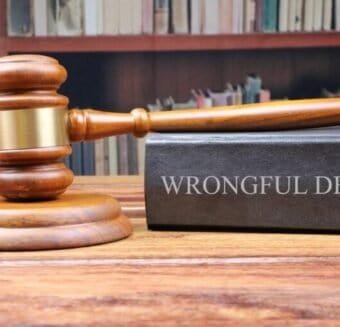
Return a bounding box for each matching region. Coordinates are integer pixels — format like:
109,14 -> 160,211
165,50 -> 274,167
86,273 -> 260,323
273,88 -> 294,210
3,33 -> 340,53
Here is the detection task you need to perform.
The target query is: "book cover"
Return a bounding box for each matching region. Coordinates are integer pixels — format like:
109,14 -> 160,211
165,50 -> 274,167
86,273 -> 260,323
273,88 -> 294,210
278,0 -> 288,32
202,0 -> 219,34
7,0 -> 33,36
303,0 -> 314,32
322,0 -> 332,31
154,0 -> 170,34
142,0 -> 154,34
84,0 -> 98,35
103,0 -> 119,35
34,0 -> 48,36
313,0 -> 323,31
244,0 -> 256,33
82,141 -> 95,175
190,0 -> 202,34
232,0 -> 244,34
219,0 -> 233,34
57,0 -> 83,36
171,0 -> 189,34
146,129 -> 340,231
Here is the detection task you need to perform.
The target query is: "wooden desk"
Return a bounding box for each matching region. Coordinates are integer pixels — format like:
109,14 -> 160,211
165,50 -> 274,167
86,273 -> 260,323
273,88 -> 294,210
1,176 -> 340,326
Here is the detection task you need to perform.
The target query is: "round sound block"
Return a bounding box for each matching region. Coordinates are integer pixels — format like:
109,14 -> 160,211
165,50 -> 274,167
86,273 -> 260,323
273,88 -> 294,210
0,193 -> 132,251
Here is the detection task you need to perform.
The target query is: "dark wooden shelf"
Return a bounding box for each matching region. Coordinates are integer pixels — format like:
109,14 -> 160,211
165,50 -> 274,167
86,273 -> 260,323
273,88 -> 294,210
4,32 -> 340,53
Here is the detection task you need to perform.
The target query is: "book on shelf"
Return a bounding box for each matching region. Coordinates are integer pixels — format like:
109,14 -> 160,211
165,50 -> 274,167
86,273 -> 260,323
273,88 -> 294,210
171,0 -> 189,34
202,0 -> 219,34
103,0 -> 119,35
262,0 -> 278,33
34,0 -> 48,36
190,0 -> 202,34
337,0 -> 340,31
84,0 -> 98,35
313,0 -> 323,31
142,0 -> 154,34
244,0 -> 256,33
154,0 -> 170,34
7,0 -> 33,36
303,0 -> 314,32
323,0 -> 332,31
219,0 -> 232,34
232,0 -> 244,34
57,0 -> 83,36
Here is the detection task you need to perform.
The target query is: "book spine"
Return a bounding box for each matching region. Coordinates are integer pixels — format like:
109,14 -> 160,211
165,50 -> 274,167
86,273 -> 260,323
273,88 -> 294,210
154,0 -> 170,34
313,0 -> 323,31
142,0 -> 154,34
288,0 -> 296,32
103,0 -> 119,35
96,0 -> 104,35
108,136 -> 118,175
337,0 -> 340,31
303,0 -> 314,32
84,0 -> 97,35
131,0 -> 143,35
190,0 -> 202,34
254,0 -> 263,32
34,0 -> 48,36
118,135 -> 129,175
294,0 -> 303,31
95,139 -> 105,175
202,0 -> 219,34
278,0 -> 288,32
46,0 -> 58,35
82,141 -> 95,175
71,142 -> 83,176
322,0 -> 332,31
244,0 -> 256,33
7,0 -> 34,36
137,137 -> 146,175
172,0 -> 189,34
56,0 -> 83,36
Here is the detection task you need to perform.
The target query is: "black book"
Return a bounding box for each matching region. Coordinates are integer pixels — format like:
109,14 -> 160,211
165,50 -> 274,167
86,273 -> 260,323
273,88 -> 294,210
146,128 -> 340,232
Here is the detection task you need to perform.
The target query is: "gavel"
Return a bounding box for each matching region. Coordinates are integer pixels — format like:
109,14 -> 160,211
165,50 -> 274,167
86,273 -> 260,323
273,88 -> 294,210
1,54 -> 340,202
1,54 -> 340,251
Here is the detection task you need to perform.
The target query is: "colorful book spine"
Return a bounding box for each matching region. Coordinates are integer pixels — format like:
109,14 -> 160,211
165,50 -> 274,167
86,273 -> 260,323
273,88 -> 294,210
154,0 -> 170,34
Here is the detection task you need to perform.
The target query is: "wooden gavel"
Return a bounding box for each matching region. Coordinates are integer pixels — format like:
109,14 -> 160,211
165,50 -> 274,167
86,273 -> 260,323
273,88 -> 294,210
1,54 -> 340,202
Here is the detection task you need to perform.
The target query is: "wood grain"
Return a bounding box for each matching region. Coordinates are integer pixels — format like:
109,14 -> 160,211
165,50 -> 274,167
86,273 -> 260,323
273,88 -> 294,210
5,33 -> 340,53
0,177 -> 339,325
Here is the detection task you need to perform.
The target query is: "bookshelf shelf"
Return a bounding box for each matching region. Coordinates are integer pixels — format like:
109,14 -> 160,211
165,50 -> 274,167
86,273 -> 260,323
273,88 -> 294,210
4,32 -> 340,53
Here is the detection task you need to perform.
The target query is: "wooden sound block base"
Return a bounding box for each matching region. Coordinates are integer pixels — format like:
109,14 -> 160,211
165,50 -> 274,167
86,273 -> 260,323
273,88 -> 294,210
0,193 -> 132,251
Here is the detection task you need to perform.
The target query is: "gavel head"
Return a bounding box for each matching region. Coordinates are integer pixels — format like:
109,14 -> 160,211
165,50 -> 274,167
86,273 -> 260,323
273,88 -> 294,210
0,54 -> 74,201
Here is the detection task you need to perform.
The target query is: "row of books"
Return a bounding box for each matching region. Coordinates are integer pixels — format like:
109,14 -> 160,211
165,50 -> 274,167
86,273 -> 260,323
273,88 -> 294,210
7,0 -> 340,37
66,136 -> 145,176
148,75 -> 271,111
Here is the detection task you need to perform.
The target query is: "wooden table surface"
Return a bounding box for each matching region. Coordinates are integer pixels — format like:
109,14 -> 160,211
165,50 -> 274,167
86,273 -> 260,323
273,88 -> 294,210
1,176 -> 340,326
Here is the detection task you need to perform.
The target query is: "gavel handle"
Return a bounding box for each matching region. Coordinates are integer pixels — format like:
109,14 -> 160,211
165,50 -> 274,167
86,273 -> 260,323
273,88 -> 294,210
68,98 -> 340,141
